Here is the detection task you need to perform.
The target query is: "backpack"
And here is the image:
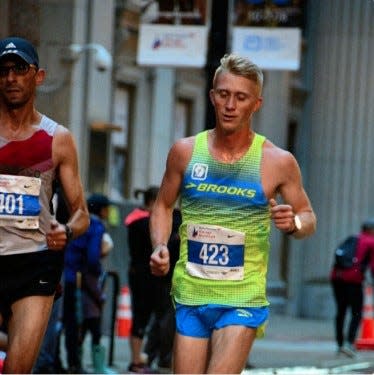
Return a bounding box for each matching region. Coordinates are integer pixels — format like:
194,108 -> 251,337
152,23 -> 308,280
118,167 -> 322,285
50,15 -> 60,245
334,235 -> 359,269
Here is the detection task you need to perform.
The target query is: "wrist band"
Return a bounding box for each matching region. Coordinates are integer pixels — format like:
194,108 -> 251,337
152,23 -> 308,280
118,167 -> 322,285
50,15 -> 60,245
153,243 -> 166,252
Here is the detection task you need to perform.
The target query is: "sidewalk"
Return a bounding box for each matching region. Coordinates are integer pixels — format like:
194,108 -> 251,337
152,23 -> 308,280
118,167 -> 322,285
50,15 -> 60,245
77,313 -> 374,374
247,313 -> 374,373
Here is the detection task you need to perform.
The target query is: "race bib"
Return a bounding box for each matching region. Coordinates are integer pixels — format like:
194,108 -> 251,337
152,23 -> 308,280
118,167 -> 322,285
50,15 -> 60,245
0,174 -> 41,229
186,223 -> 245,280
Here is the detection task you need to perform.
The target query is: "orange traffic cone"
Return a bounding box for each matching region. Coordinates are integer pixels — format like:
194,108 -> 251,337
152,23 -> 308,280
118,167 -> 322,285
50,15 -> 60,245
356,283 -> 374,350
116,285 -> 132,338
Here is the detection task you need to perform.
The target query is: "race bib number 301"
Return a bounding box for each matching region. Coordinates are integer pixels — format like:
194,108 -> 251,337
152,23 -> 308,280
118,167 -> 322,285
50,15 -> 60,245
0,174 -> 41,229
186,223 -> 245,281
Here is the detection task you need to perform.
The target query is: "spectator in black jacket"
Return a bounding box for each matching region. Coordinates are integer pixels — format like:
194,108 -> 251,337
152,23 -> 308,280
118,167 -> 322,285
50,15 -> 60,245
125,187 -> 181,373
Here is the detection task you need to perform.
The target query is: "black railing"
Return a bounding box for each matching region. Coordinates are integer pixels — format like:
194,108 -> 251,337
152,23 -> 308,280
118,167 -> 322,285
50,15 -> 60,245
105,270 -> 120,366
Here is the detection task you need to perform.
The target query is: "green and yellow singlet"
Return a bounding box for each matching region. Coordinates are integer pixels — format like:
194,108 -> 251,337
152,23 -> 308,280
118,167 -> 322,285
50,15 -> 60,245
172,130 -> 271,307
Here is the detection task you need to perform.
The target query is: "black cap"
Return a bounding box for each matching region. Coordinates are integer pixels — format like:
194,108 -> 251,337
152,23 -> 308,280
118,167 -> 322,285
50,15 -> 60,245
362,218 -> 374,231
87,193 -> 113,215
0,37 -> 39,67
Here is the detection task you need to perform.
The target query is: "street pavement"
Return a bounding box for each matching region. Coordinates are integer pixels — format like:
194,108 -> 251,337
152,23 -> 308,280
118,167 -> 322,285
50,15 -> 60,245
245,314 -> 374,374
75,312 -> 374,374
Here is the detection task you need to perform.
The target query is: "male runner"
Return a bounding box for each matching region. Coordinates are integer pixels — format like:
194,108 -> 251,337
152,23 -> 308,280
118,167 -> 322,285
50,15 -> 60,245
150,53 -> 316,373
0,36 -> 89,373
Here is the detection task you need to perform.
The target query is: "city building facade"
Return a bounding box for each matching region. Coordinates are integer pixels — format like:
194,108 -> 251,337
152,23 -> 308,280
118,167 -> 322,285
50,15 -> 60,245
0,0 -> 373,318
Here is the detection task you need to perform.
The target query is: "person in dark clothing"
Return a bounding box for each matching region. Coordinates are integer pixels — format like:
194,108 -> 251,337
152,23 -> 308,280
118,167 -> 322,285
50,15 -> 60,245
125,187 -> 181,373
63,193 -> 114,373
330,219 -> 374,357
80,194 -> 116,374
143,208 -> 181,370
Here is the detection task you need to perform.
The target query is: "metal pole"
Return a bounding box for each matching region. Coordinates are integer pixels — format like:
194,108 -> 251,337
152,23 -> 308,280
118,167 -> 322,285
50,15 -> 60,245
204,0 -> 229,129
107,270 -> 120,366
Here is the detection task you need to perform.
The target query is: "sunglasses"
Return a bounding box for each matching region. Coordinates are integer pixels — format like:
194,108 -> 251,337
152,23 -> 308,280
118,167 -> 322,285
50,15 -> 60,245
0,63 -> 37,77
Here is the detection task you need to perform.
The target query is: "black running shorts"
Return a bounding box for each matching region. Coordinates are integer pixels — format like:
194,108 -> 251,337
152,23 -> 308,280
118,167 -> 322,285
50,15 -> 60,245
0,250 -> 64,324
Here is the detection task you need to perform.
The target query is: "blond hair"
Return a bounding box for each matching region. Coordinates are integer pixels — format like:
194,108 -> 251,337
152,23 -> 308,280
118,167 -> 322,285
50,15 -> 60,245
213,53 -> 263,94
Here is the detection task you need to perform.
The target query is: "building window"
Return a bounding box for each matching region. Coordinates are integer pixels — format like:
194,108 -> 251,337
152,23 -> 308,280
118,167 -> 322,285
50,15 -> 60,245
174,98 -> 192,141
110,84 -> 133,199
88,130 -> 108,193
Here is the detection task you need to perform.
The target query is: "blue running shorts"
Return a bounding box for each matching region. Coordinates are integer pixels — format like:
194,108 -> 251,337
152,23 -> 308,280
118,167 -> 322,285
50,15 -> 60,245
175,303 -> 269,338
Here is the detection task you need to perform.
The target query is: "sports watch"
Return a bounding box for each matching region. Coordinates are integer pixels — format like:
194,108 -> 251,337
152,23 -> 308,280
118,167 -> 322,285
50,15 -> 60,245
65,224 -> 74,243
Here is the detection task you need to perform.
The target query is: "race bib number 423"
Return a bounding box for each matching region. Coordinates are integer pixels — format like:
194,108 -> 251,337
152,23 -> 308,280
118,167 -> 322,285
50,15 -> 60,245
0,174 -> 41,229
186,223 -> 245,281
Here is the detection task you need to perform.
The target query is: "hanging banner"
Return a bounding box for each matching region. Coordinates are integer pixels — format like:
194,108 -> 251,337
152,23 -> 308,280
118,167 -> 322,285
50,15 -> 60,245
136,0 -> 209,67
231,0 -> 304,70
137,24 -> 208,67
231,26 -> 301,70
